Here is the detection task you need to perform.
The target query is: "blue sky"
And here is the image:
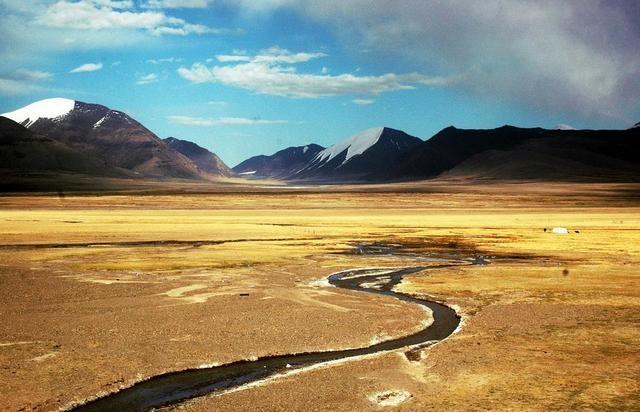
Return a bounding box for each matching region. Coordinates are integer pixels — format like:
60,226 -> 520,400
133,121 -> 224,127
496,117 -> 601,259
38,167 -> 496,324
1,1 -> 639,166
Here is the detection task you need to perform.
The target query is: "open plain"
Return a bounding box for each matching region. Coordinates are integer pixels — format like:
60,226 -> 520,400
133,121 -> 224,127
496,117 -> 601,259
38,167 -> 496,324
1,182 -> 639,411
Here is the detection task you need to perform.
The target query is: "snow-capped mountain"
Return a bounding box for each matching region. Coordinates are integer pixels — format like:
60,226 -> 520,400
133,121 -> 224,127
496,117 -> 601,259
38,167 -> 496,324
293,127 -> 422,181
1,98 -> 209,179
1,98 -> 76,128
631,122 -> 640,129
233,143 -> 324,179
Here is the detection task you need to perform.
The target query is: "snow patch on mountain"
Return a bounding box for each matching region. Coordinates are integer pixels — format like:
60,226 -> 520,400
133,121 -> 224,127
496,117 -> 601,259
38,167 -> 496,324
1,98 -> 76,128
315,127 -> 384,166
93,116 -> 107,129
555,124 -> 576,130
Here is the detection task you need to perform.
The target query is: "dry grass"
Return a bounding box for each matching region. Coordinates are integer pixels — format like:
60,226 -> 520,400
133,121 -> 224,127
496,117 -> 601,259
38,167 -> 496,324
0,183 -> 639,411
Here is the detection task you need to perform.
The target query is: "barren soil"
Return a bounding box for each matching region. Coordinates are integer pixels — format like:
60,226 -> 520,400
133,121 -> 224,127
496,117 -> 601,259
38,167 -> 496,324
1,182 -> 639,411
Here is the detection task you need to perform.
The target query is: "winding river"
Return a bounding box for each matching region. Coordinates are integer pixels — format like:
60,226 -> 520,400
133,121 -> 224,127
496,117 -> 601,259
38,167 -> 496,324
72,264 -> 463,411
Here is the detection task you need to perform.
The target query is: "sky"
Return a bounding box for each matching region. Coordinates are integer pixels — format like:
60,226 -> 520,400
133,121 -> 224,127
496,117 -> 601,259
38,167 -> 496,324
1,0 -> 639,166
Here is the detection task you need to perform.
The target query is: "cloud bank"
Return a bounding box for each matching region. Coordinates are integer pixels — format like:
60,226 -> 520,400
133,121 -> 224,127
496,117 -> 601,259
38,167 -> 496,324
178,47 -> 457,98
226,0 -> 640,120
37,0 -> 231,36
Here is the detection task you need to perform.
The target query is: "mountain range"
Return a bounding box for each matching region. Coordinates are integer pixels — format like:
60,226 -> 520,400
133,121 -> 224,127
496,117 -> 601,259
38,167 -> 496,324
1,98 -> 231,180
234,143 -> 324,179
1,98 -> 638,189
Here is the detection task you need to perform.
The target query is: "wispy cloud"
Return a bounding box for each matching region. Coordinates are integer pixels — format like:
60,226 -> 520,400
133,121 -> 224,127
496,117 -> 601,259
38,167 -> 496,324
92,0 -> 134,8
0,68 -> 53,96
70,62 -> 103,73
215,47 -> 326,64
168,115 -> 288,126
178,47 -> 455,98
352,98 -> 374,105
36,0 -> 237,36
147,57 -> 182,64
0,78 -> 44,96
206,100 -> 228,106
143,0 -> 210,8
8,68 -> 53,81
136,73 -> 160,84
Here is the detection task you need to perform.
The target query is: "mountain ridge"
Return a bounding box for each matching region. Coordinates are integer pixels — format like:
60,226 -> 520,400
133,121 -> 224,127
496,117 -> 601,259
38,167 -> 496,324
389,125 -> 640,181
233,144 -> 324,179
1,98 -> 223,180
0,116 -> 128,177
164,137 -> 233,178
292,127 -> 423,181
2,98 -> 639,187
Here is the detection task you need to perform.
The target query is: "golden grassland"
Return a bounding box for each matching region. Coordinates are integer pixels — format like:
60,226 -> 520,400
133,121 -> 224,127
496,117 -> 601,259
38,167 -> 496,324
0,183 -> 639,411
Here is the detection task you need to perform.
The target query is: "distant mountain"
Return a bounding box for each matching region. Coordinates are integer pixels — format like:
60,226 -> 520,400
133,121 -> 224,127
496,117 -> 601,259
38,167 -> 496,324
293,127 -> 422,181
2,98 -> 203,179
631,122 -> 640,129
164,137 -> 233,177
389,125 -> 640,181
3,98 -> 638,186
233,144 -> 324,179
0,117 -> 126,177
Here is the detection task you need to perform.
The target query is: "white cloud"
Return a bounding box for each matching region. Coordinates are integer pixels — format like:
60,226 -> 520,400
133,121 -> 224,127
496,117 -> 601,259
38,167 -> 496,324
224,1 -> 640,120
206,100 -> 227,106
91,0 -> 133,9
0,68 -> 53,95
147,57 -> 182,64
144,0 -> 210,8
352,98 -> 373,105
36,0 -> 234,36
168,115 -> 288,126
214,48 -> 325,64
9,68 -> 53,81
136,73 -> 159,84
70,62 -> 103,73
0,78 -> 44,96
178,47 -> 454,98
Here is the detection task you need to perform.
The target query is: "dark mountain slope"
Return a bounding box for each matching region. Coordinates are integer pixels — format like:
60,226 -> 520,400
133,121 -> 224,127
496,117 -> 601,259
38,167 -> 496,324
0,116 -> 126,177
233,144 -> 324,179
293,127 -> 422,181
164,137 -> 233,177
390,126 -> 640,181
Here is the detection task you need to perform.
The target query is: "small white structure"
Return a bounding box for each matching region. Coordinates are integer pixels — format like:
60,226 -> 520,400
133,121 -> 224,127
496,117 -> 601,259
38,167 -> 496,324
552,227 -> 569,234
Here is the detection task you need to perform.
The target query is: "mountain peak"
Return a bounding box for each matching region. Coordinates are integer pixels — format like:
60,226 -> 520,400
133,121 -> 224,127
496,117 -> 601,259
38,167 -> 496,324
315,127 -> 384,166
292,126 -> 422,181
1,98 -> 76,128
